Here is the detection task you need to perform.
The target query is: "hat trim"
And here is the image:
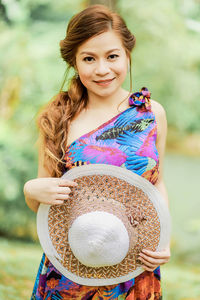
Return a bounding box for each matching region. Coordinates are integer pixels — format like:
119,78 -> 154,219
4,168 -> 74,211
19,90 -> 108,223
37,164 -> 171,286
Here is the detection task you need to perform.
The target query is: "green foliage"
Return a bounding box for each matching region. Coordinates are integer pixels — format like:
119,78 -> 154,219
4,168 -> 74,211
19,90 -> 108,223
0,0 -> 200,240
1,0 -> 83,23
118,0 -> 200,132
0,238 -> 42,299
0,121 -> 37,240
0,1 -> 84,240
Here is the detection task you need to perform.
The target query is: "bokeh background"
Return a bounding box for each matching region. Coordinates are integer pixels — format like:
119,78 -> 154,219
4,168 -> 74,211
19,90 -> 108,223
0,0 -> 200,299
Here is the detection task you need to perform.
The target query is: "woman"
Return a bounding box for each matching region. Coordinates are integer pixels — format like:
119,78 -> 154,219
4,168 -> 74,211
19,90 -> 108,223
24,5 -> 170,299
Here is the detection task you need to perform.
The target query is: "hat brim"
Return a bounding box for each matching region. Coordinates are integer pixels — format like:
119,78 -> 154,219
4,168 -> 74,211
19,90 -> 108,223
37,164 -> 171,286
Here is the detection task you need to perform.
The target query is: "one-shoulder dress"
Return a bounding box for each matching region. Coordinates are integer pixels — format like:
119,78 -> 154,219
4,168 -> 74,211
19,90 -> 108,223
31,88 -> 162,300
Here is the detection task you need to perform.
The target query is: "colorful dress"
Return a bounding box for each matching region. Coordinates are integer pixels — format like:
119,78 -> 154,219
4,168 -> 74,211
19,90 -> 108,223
31,88 -> 162,300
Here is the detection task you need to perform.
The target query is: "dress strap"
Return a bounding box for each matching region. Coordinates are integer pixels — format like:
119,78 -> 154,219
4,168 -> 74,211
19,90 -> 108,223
129,87 -> 151,111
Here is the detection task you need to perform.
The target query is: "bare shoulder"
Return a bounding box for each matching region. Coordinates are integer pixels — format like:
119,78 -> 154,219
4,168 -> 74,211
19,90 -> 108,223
151,99 -> 166,118
151,99 -> 167,137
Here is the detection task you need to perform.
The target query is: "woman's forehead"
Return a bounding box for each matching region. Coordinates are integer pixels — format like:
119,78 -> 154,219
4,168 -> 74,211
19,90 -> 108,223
76,31 -> 125,56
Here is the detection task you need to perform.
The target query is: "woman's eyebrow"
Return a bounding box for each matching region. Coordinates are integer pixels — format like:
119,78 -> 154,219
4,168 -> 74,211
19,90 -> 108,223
79,48 -> 121,55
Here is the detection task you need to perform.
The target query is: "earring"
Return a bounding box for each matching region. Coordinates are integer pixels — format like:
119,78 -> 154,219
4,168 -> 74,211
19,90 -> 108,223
127,61 -> 130,72
75,70 -> 79,78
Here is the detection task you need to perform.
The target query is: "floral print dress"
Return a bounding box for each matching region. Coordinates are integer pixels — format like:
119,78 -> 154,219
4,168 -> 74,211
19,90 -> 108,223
31,87 -> 162,300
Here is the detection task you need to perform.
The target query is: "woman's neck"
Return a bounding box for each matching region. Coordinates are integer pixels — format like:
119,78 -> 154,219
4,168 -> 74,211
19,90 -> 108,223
86,88 -> 131,112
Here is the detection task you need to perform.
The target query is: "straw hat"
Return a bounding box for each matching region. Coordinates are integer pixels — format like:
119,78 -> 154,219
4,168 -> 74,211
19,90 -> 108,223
37,164 -> 170,286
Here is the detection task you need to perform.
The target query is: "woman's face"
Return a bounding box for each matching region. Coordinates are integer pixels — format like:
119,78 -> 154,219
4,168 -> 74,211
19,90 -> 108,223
75,30 -> 129,99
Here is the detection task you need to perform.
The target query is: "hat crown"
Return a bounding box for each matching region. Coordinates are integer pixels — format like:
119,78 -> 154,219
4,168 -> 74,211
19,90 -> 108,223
88,240 -> 103,254
68,211 -> 130,268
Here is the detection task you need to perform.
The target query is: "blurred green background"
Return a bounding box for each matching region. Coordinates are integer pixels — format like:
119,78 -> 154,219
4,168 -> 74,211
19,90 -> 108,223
0,0 -> 200,299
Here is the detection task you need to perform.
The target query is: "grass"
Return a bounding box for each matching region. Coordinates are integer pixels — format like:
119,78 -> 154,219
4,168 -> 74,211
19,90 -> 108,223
162,257 -> 200,299
1,237 -> 200,300
0,238 -> 42,300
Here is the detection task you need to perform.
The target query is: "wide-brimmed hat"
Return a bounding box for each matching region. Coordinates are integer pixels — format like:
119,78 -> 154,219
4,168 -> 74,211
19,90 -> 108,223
37,164 -> 170,286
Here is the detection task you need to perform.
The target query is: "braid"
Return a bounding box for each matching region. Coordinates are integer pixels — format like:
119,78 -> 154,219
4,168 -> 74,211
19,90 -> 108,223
37,76 -> 87,177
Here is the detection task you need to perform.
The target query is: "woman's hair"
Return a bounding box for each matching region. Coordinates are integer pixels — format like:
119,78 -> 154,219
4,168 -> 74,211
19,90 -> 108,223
37,5 -> 136,177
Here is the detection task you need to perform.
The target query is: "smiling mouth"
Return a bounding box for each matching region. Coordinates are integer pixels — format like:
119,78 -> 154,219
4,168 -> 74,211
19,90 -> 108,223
94,78 -> 115,85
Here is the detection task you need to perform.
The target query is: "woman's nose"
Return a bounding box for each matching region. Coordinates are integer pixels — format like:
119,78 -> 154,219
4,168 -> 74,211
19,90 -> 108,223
95,60 -> 110,76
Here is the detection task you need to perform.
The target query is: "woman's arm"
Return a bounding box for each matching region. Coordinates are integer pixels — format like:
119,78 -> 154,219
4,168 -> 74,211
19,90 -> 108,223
24,135 -> 51,213
24,135 -> 77,213
152,100 -> 169,206
153,99 -> 169,207
138,100 -> 171,271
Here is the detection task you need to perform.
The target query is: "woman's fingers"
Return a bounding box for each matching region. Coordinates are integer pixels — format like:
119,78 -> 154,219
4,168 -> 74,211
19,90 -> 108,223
138,248 -> 171,271
141,265 -> 156,272
139,254 -> 163,266
55,194 -> 70,200
58,179 -> 78,187
56,186 -> 71,194
138,256 -> 161,269
52,200 -> 65,205
27,177 -> 78,206
141,249 -> 170,259
138,256 -> 159,272
49,180 -> 78,204
139,250 -> 170,262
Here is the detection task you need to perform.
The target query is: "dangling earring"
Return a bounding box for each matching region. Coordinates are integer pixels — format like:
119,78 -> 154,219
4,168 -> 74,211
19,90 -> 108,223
75,70 -> 79,79
127,61 -> 130,73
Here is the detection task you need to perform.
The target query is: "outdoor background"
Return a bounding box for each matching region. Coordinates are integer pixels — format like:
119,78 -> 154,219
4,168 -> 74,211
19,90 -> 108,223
0,0 -> 200,299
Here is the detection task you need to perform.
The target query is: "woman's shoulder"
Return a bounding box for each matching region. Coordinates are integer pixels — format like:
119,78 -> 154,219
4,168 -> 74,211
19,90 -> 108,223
150,99 -> 167,137
151,99 -> 166,120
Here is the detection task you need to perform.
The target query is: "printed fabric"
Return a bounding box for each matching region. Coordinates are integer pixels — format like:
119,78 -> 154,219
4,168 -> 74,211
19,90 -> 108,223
31,87 -> 162,300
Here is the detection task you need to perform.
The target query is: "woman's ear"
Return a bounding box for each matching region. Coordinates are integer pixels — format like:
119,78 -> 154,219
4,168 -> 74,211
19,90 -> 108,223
73,64 -> 79,78
75,70 -> 79,79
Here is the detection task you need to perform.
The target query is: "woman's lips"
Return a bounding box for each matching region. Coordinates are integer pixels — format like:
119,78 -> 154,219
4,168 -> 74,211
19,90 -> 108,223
94,78 -> 115,86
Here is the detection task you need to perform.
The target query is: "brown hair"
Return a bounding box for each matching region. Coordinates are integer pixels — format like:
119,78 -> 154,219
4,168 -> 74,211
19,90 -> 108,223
37,5 -> 136,177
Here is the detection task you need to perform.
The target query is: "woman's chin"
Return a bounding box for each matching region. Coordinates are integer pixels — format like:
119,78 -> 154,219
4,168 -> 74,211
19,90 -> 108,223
89,86 -> 122,99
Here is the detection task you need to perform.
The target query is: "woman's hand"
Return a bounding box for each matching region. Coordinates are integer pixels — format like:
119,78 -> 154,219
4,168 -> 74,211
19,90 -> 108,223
24,177 -> 78,206
138,246 -> 170,272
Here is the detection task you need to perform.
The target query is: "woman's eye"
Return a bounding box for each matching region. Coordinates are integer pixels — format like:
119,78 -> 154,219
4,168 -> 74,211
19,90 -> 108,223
108,54 -> 119,60
83,56 -> 94,62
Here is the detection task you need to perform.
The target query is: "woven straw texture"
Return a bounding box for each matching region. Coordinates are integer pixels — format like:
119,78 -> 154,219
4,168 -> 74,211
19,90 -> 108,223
48,173 -> 160,280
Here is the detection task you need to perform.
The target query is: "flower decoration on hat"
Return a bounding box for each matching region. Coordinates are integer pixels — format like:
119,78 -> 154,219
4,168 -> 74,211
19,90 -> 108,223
129,87 -> 151,111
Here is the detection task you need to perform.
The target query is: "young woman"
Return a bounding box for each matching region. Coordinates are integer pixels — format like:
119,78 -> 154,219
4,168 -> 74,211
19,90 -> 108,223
24,5 -> 170,299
